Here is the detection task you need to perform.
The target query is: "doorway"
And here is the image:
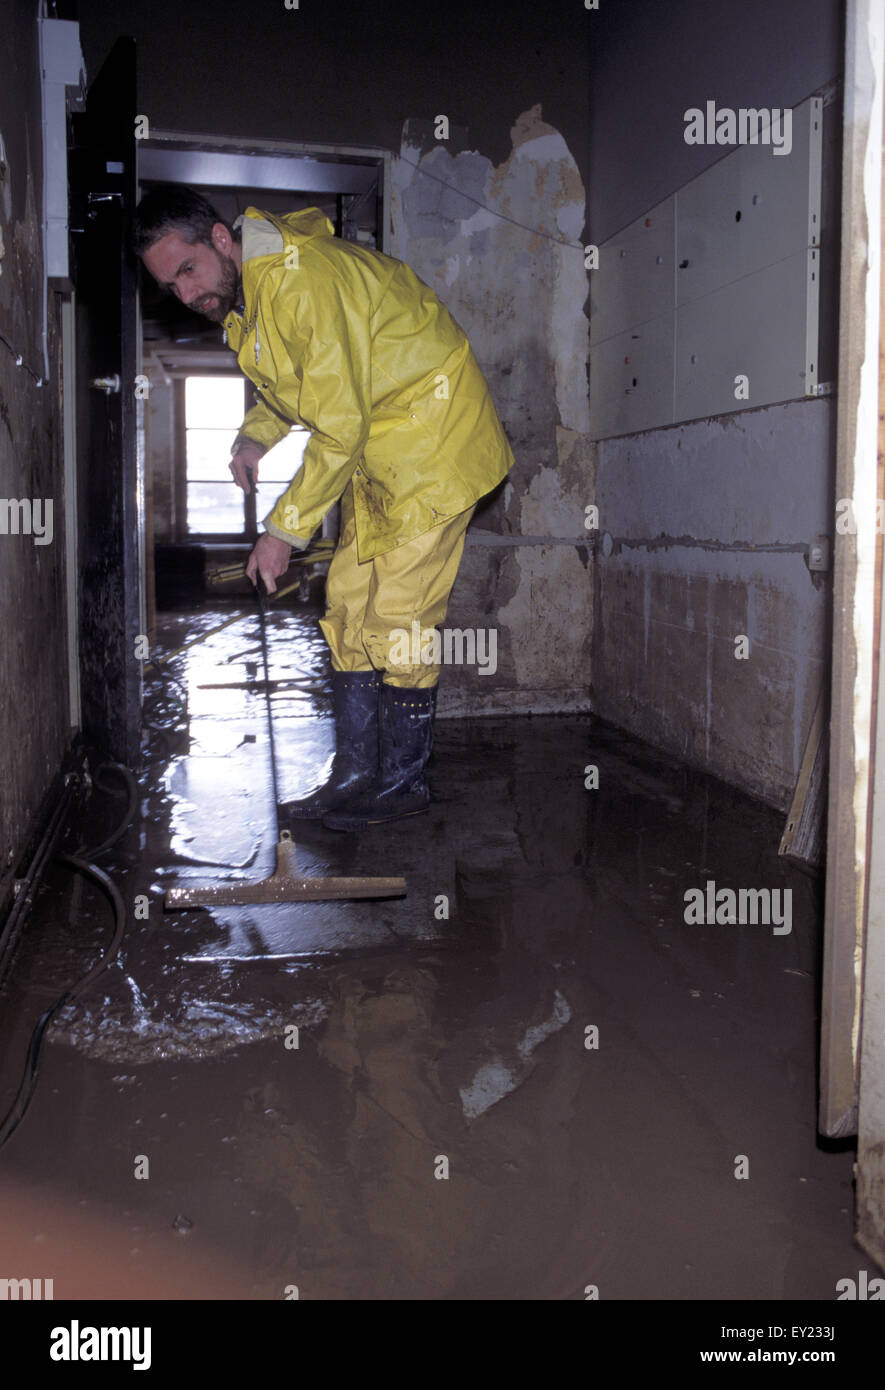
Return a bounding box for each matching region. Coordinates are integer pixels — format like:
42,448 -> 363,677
137,131 -> 387,628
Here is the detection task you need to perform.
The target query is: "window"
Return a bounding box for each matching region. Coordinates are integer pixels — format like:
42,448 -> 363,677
184,376 -> 308,538
184,376 -> 245,535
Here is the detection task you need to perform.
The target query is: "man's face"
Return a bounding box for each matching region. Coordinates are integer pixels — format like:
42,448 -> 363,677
141,225 -> 240,323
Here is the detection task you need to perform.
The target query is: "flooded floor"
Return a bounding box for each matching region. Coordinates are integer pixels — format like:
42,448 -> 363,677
0,600 -> 860,1298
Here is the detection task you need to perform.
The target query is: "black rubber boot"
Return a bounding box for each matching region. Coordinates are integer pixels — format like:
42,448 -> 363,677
322,684 -> 437,830
279,670 -> 380,821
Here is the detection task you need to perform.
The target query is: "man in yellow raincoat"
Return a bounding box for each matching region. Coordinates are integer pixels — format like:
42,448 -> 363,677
133,185 -> 514,829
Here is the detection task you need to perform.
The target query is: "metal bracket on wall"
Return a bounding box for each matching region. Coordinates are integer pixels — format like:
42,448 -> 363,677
816,78 -> 842,108
89,375 -> 122,395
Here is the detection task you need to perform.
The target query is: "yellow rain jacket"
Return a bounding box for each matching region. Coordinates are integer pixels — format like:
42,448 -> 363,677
223,207 -> 514,561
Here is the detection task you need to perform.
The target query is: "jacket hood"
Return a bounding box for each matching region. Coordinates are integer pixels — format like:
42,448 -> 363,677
226,207 -> 336,364
236,206 -> 335,263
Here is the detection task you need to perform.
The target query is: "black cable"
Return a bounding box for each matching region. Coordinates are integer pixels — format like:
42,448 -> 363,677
0,778 -> 75,969
0,758 -> 138,1148
0,855 -> 127,1150
79,763 -> 139,857
0,326 -> 45,385
397,153 -> 586,253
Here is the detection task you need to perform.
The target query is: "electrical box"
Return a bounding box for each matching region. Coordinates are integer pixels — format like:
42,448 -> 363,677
39,18 -> 86,288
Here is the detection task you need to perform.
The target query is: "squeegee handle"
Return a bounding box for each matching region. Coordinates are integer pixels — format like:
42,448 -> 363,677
251,568 -> 282,838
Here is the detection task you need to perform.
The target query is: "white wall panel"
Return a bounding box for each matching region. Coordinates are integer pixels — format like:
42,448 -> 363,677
675,101 -> 819,303
675,250 -> 812,420
589,97 -> 822,440
589,196 -> 674,345
588,314 -> 674,440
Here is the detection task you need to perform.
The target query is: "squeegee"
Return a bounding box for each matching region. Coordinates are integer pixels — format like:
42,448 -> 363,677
164,577 -> 406,911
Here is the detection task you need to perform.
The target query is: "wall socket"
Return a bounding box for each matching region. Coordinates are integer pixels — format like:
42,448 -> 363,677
808,536 -> 831,571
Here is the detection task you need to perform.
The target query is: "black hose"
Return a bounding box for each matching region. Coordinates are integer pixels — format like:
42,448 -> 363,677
78,762 -> 139,857
0,855 -> 127,1150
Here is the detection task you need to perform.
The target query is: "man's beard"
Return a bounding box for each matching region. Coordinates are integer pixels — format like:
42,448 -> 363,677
191,251 -> 241,323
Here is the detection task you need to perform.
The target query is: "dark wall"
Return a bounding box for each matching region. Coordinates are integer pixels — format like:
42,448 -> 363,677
79,0 -> 845,254
78,0 -> 592,192
587,0 -> 843,243
0,1 -> 69,895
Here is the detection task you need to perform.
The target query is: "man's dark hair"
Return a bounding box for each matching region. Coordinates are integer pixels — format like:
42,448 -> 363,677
130,184 -> 240,256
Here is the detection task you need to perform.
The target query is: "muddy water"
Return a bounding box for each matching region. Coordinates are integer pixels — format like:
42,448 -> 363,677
0,602 -> 858,1298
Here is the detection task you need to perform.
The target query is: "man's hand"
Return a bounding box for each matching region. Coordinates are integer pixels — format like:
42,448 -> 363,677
230,441 -> 264,494
246,532 -> 292,595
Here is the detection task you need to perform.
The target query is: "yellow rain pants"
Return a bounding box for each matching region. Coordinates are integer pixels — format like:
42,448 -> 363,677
319,482 -> 476,688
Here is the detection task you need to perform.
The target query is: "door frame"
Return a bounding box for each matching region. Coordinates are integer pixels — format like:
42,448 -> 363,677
137,129 -> 391,252
855,0 -> 885,1272
821,0 -> 885,1266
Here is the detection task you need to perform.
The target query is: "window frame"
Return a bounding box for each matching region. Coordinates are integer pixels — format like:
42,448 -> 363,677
177,374 -> 255,543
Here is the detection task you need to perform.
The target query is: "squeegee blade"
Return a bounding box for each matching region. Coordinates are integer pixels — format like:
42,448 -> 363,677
164,875 -> 407,909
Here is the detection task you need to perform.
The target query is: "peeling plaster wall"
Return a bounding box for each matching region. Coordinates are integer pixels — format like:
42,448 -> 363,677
594,400 -> 834,810
0,1 -> 69,898
390,107 -> 595,715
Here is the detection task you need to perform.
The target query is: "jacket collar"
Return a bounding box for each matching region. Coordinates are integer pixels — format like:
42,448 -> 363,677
223,210 -> 287,357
